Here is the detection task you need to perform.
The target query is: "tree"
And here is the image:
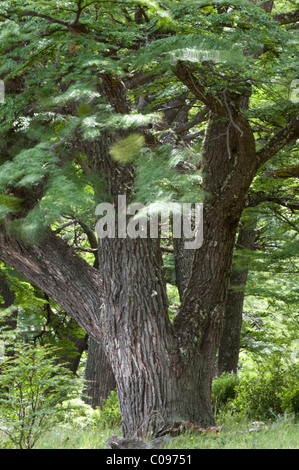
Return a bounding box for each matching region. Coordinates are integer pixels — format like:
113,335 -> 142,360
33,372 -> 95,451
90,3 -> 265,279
0,1 -> 298,438
83,337 -> 116,409
0,341 -> 81,449
217,219 -> 257,375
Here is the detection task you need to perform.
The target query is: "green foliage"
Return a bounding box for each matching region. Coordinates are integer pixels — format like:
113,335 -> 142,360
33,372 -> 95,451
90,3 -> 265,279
212,373 -> 240,417
55,391 -> 122,430
233,353 -> 299,420
166,282 -> 180,319
54,398 -> 100,429
110,133 -> 145,164
99,390 -> 122,429
0,0 -> 297,241
0,339 -> 82,449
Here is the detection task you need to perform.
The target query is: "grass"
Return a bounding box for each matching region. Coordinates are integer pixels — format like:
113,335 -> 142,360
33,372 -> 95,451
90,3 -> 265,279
164,415 -> 299,449
1,415 -> 297,449
37,426 -> 123,449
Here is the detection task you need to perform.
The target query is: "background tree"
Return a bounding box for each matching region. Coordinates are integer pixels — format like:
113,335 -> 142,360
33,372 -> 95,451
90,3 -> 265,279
0,0 -> 298,438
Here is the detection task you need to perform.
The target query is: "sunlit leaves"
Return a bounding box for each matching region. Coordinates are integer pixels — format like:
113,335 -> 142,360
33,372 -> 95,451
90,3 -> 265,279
110,133 -> 145,163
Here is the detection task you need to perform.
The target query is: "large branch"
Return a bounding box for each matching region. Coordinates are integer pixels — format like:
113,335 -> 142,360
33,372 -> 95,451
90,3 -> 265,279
273,9 -> 299,25
0,227 -> 103,342
18,2 -> 85,31
248,192 -> 299,211
175,106 -> 209,134
256,115 -> 299,167
173,61 -> 226,115
19,10 -> 70,27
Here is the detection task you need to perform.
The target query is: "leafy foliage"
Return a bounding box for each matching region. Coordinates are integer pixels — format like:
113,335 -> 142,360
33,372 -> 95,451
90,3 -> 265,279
212,373 -> 240,417
0,340 -> 82,448
55,390 -> 122,430
233,352 -> 299,420
0,0 -> 297,241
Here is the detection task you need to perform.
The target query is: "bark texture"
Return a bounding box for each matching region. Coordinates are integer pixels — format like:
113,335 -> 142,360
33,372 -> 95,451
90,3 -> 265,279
217,223 -> 256,375
83,337 -> 116,409
171,81 -> 258,423
0,228 -> 103,343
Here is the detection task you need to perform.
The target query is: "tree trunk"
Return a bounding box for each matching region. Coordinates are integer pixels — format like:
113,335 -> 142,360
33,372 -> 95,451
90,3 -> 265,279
1,57 -> 296,439
58,327 -> 88,375
0,99 -> 258,440
98,235 -> 174,437
83,337 -> 116,409
171,87 -> 258,426
217,222 -> 257,375
173,236 -> 195,301
0,271 -> 18,358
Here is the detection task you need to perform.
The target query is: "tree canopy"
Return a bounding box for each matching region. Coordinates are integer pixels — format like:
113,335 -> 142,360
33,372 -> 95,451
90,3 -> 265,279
0,0 -> 298,439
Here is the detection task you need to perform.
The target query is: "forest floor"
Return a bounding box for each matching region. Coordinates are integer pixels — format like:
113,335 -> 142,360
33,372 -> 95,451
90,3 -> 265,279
0,413 -> 298,449
24,415 -> 299,449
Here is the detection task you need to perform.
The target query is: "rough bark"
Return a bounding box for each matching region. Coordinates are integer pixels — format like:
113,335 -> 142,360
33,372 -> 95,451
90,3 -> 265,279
98,235 -> 177,437
173,236 -> 195,301
0,228 -> 103,343
83,337 -> 116,409
217,223 -> 257,375
172,87 -> 258,423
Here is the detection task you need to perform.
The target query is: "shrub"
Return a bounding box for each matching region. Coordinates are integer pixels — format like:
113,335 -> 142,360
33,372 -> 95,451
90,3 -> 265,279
0,341 -> 82,448
55,398 -> 97,428
279,363 -> 299,417
99,390 -> 122,428
52,391 -> 122,430
212,373 -> 240,417
233,353 -> 299,421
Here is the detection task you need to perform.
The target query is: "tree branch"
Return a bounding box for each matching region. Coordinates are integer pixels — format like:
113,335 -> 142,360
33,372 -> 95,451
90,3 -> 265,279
263,164 -> 299,179
70,0 -> 84,26
20,10 -> 70,27
248,192 -> 299,211
256,115 -> 299,167
273,9 -> 299,25
173,61 -> 226,115
19,1 -> 85,31
175,107 -> 209,134
0,227 -> 103,342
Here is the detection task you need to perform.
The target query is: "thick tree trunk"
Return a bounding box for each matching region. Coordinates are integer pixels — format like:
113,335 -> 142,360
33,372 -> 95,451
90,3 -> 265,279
1,61 -> 295,440
58,327 -> 88,375
98,235 -> 175,437
172,94 -> 258,425
217,223 -> 256,375
173,236 -> 195,301
98,232 -> 218,438
0,271 -> 18,357
0,99 -> 258,439
83,337 -> 116,409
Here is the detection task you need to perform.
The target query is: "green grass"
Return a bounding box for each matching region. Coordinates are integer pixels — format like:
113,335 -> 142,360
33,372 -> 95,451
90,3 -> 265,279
165,415 -> 299,449
37,426 -> 123,449
1,415 -> 297,449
